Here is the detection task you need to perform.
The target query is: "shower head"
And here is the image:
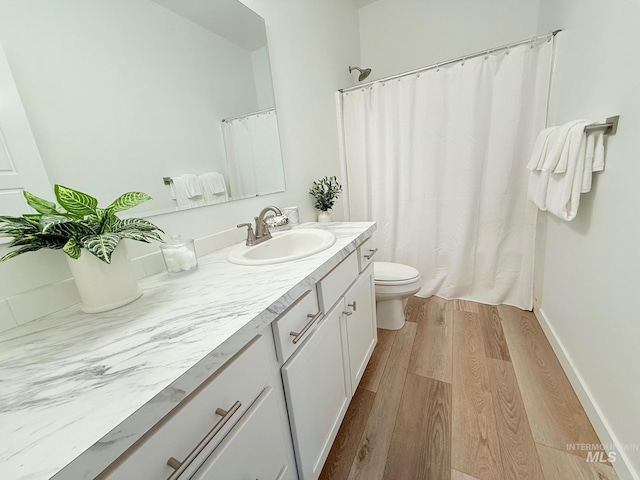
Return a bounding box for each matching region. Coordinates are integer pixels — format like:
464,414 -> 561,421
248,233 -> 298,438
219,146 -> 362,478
349,65 -> 372,82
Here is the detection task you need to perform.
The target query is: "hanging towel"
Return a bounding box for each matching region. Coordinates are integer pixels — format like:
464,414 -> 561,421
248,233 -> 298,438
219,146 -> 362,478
527,119 -> 606,221
526,122 -> 584,209
581,130 -> 605,193
526,126 -> 557,171
545,122 -> 590,220
170,175 -> 206,208
527,120 -> 589,173
177,174 -> 202,198
199,172 -> 229,204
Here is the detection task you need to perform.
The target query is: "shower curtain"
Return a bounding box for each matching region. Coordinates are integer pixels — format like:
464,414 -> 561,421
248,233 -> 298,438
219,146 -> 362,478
222,109 -> 284,198
341,40 -> 553,309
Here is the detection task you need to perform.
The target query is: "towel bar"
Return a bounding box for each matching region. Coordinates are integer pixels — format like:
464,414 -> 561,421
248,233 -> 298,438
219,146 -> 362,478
584,115 -> 619,135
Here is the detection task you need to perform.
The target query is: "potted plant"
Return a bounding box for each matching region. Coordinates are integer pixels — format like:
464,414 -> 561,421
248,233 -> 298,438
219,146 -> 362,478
0,185 -> 164,313
309,175 -> 343,222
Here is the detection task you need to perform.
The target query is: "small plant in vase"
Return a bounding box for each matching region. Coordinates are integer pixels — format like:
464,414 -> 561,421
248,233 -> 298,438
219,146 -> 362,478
309,176 -> 342,222
0,185 -> 164,313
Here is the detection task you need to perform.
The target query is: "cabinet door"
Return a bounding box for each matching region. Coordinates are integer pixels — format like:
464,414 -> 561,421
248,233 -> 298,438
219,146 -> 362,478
343,265 -> 377,393
190,387 -> 292,480
281,303 -> 350,480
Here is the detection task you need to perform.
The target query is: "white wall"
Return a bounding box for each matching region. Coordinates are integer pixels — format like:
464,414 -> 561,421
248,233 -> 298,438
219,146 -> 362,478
536,1 -> 640,477
358,0 -> 540,80
0,0 -> 361,328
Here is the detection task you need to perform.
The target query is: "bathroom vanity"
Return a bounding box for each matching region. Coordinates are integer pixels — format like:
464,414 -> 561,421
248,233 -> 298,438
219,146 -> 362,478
0,222 -> 376,480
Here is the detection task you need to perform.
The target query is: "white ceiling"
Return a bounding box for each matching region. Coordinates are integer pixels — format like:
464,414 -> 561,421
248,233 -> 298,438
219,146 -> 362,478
150,0 -> 267,51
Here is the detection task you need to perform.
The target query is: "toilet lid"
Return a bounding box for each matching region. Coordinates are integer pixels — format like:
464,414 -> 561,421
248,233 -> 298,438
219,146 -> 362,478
374,262 -> 420,285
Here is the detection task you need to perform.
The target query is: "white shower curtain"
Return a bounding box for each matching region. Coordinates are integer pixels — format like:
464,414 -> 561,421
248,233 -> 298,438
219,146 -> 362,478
342,40 -> 553,309
222,109 -> 285,198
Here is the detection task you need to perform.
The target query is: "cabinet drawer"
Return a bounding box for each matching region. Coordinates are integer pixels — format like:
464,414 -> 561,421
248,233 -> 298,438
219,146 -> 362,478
189,387 -> 292,480
317,251 -> 358,312
100,336 -> 270,480
358,236 -> 377,272
272,289 -> 321,363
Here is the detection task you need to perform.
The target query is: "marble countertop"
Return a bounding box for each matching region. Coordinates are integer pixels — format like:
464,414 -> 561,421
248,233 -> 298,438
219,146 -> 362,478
0,222 -> 376,480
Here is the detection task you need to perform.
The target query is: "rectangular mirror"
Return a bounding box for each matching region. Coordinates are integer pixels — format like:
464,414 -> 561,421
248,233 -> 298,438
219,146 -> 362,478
0,0 -> 285,216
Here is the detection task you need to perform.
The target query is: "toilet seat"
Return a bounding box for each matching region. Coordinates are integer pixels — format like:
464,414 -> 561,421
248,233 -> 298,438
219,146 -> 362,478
374,262 -> 420,286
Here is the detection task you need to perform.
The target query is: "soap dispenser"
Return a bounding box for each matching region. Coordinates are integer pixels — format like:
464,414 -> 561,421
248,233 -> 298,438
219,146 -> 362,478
159,235 -> 198,274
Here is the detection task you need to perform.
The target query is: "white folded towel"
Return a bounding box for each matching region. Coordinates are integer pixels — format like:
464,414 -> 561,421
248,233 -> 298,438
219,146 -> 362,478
199,172 -> 229,204
527,120 -> 589,173
527,126 -> 557,171
200,172 -> 226,194
180,174 -> 203,198
170,175 -> 205,208
581,130 -> 605,193
527,119 -> 606,221
545,122 -> 589,220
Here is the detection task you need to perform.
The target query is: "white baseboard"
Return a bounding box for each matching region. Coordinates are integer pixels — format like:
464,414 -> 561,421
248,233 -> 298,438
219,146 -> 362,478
534,307 -> 638,480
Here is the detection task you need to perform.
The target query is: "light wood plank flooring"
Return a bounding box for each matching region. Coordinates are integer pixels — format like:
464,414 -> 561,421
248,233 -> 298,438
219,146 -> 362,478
319,297 -> 618,480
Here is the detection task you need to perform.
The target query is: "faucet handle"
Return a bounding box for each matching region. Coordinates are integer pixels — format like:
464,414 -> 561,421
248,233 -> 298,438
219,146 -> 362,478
237,223 -> 256,246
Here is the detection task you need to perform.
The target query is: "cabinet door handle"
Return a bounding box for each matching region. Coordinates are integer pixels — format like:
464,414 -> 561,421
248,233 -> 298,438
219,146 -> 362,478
343,300 -> 357,316
363,248 -> 378,260
166,400 -> 242,479
290,311 -> 323,344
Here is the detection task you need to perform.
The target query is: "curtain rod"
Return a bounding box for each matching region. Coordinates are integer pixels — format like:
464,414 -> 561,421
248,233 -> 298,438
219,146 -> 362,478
221,107 -> 275,123
339,29 -> 562,93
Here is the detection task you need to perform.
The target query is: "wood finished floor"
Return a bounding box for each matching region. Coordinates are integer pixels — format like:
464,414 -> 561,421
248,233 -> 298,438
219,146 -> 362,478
319,297 -> 619,480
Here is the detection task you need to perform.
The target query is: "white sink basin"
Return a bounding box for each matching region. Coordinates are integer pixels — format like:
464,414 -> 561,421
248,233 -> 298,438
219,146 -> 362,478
227,229 -> 336,265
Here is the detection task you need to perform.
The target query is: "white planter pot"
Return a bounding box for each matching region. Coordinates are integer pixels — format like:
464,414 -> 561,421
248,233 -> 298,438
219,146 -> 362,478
317,211 -> 332,222
66,244 -> 142,313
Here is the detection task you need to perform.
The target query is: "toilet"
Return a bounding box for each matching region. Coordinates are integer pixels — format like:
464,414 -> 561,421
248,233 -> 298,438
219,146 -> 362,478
374,262 -> 422,330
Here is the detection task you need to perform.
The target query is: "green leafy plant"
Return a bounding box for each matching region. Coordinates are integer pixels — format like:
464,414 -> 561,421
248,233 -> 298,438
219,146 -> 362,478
0,185 -> 164,264
309,176 -> 343,212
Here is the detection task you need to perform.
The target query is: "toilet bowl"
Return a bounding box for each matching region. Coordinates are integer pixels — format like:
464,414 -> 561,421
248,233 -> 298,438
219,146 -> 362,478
374,262 -> 422,330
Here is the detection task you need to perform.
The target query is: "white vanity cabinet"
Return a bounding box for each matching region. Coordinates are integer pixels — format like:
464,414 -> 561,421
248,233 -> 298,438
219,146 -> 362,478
98,334 -> 293,480
280,250 -> 377,480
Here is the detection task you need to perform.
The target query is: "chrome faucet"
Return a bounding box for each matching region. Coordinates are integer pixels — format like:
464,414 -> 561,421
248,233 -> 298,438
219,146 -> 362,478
237,205 -> 283,246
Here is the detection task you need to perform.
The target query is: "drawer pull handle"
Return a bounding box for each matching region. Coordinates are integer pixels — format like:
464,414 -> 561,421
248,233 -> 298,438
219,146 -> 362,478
166,400 -> 242,479
290,311 -> 323,344
363,248 -> 378,260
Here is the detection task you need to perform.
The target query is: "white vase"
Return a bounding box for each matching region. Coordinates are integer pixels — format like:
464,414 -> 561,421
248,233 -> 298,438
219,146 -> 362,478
317,211 -> 332,222
66,243 -> 142,313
